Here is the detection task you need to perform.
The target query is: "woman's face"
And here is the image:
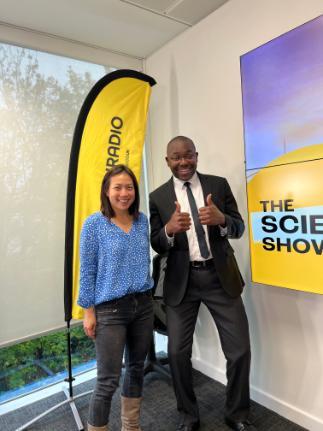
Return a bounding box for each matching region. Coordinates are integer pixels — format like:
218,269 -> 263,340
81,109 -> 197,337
106,172 -> 136,213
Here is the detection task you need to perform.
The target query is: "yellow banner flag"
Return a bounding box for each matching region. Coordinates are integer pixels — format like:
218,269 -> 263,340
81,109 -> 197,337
64,70 -> 156,320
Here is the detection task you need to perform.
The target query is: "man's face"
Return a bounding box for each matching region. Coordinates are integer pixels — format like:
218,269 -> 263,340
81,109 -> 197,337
166,139 -> 198,181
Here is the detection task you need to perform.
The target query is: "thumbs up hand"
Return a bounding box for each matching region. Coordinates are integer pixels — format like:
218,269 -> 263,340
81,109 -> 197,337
174,201 -> 181,213
166,201 -> 191,236
199,194 -> 226,226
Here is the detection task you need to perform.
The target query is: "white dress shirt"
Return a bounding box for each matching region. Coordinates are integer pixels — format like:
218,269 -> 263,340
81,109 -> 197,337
165,173 -> 227,261
165,173 -> 211,261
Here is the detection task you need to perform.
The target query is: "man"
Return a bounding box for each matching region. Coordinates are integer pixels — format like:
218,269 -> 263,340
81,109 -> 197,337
149,136 -> 256,431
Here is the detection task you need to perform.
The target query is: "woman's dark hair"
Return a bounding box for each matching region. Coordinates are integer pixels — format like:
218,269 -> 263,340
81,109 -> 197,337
100,164 -> 140,219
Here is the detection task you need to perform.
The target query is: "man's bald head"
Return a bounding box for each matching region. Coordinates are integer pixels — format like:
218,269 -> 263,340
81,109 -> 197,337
166,136 -> 196,156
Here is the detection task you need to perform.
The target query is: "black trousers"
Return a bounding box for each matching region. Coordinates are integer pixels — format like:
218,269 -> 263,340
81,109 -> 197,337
166,265 -> 251,426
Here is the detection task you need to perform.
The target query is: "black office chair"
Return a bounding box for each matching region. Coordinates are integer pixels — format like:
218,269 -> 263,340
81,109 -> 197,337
144,254 -> 171,380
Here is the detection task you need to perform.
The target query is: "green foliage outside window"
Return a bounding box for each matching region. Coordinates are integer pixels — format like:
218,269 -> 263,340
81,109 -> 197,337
0,325 -> 95,395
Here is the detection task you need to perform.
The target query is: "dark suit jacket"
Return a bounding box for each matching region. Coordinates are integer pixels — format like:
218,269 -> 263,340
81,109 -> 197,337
149,173 -> 245,306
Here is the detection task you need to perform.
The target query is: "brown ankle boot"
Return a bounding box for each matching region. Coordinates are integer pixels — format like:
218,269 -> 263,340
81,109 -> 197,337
121,396 -> 142,431
87,423 -> 108,431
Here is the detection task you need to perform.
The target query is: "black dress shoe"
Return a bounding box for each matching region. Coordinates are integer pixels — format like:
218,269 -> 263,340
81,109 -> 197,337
176,420 -> 200,431
225,418 -> 258,431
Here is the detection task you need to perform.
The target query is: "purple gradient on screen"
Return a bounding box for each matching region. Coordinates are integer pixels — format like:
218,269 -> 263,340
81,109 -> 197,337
241,15 -> 323,170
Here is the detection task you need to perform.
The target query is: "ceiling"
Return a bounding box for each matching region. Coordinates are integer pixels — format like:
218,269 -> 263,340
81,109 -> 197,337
0,0 -> 230,58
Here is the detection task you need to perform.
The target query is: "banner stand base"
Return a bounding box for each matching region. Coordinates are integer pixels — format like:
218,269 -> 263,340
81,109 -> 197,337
15,321 -> 93,431
15,387 -> 92,431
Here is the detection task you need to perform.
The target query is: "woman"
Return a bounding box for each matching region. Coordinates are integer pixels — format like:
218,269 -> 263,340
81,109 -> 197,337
78,164 -> 154,431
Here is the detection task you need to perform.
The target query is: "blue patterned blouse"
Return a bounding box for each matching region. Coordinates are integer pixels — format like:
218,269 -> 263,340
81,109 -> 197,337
77,211 -> 153,308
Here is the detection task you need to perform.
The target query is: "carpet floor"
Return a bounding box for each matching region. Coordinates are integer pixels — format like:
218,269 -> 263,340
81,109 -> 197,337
0,369 -> 308,431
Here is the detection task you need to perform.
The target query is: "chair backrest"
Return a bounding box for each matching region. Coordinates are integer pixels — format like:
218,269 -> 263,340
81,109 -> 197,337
152,254 -> 168,335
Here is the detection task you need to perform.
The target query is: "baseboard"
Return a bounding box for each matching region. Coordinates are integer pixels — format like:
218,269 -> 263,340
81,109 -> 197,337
192,357 -> 323,431
192,357 -> 227,386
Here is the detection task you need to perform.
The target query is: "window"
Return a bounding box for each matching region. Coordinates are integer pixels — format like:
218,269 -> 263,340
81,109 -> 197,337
0,42 -> 113,403
0,325 -> 95,403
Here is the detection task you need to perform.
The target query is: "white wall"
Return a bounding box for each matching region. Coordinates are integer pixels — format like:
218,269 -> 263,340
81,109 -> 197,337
144,1 -> 323,430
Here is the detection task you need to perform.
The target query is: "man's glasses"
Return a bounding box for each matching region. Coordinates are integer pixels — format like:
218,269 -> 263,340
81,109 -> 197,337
169,154 -> 196,162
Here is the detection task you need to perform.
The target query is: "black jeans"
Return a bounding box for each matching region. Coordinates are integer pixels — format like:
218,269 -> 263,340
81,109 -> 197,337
88,291 -> 154,427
